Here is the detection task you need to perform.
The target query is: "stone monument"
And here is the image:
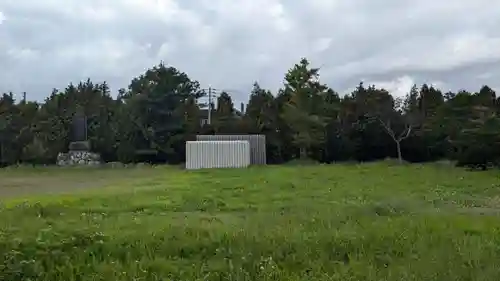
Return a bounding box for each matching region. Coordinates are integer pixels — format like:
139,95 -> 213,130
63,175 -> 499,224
73,107 -> 87,141
57,107 -> 101,166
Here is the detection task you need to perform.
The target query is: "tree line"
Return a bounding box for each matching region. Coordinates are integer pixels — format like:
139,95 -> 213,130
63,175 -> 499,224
1,58 -> 499,168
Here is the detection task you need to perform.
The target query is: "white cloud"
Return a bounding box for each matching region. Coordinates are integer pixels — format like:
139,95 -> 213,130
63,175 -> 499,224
157,42 -> 174,58
80,5 -> 117,22
120,0 -> 187,23
0,0 -> 500,102
477,72 -> 493,80
327,32 -> 500,80
308,0 -> 341,11
7,47 -> 39,61
312,37 -> 332,53
367,76 -> 415,98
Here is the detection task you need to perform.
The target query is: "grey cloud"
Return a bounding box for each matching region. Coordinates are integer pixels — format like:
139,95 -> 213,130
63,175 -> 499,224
1,0 -> 500,105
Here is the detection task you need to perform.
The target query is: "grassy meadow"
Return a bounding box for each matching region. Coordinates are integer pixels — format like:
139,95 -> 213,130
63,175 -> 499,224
1,162 -> 500,280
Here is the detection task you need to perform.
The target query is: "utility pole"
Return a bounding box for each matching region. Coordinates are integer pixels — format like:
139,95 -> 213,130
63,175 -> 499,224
208,86 -> 212,125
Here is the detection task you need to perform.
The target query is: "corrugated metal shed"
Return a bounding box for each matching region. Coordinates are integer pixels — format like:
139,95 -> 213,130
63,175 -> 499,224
196,134 -> 266,165
185,140 -> 251,170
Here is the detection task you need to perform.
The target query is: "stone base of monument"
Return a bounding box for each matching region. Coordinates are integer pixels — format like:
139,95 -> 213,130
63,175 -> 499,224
57,151 -> 101,166
69,141 -> 91,151
57,141 -> 101,166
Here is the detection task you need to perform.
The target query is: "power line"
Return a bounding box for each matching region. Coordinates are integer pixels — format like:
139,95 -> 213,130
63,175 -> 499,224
201,87 -> 219,125
208,86 -> 212,125
200,87 -> 250,123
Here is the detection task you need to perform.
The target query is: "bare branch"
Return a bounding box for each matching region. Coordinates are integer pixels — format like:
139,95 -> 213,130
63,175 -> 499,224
378,118 -> 396,141
397,124 -> 412,141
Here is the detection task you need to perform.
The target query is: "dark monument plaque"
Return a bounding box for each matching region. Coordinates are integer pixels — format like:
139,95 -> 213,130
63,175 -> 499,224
72,107 -> 87,142
69,107 -> 90,151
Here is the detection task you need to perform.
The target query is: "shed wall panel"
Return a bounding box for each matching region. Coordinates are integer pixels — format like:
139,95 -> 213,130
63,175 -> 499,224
185,140 -> 250,170
196,134 -> 266,165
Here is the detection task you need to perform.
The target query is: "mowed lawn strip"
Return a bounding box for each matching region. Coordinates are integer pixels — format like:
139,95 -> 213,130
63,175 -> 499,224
1,163 -> 500,281
0,165 -> 178,199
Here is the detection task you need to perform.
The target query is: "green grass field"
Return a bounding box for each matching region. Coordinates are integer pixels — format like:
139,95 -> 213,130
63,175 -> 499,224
1,162 -> 500,280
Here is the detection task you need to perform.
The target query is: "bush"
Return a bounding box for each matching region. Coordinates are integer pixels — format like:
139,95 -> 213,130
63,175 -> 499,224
284,158 -> 319,166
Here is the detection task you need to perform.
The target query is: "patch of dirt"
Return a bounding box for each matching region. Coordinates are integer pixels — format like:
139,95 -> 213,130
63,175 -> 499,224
0,176 -> 114,198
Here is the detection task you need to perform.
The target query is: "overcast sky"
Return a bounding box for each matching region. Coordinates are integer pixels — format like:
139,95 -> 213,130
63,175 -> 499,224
1,0 -> 500,104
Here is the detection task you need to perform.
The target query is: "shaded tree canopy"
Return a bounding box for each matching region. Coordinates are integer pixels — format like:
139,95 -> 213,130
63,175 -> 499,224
1,58 -> 499,169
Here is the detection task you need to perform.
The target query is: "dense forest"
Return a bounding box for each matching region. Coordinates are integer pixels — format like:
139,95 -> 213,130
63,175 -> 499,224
0,58 -> 499,168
